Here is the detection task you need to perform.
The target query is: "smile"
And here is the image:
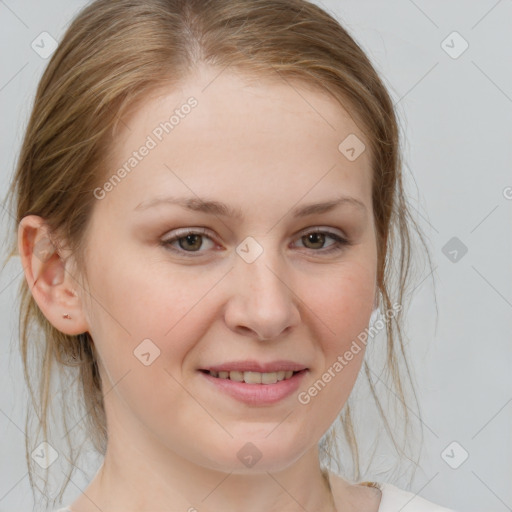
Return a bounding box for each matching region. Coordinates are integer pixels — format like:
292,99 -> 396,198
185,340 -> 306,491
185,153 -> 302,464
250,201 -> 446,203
201,369 -> 300,384
198,369 -> 308,405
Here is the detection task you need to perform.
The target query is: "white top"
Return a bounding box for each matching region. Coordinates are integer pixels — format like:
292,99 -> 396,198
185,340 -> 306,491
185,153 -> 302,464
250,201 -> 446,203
376,482 -> 457,511
54,473 -> 458,512
327,469 -> 457,512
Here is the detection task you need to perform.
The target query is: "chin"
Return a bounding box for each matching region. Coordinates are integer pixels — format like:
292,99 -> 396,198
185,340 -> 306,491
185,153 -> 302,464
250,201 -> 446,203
197,436 -> 311,474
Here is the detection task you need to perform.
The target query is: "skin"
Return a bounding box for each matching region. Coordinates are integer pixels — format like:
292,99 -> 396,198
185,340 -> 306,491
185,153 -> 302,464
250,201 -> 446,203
19,65 -> 381,511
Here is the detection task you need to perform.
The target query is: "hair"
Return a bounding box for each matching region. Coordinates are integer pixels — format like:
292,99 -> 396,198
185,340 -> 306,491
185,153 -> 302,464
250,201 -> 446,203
3,0 -> 435,509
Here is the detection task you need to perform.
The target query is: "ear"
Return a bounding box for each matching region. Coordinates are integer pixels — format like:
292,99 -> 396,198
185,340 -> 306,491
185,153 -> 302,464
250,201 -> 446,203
17,215 -> 89,336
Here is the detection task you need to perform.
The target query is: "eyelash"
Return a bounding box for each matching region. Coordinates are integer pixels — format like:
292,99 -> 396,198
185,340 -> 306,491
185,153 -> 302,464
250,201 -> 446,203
160,227 -> 351,257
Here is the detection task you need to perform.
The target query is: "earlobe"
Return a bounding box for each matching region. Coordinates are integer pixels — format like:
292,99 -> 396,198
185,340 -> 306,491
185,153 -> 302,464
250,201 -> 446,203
18,215 -> 89,336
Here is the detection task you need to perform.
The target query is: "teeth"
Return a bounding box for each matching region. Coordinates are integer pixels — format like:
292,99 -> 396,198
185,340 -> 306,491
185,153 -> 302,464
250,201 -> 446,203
229,370 -> 244,382
245,371 -> 263,384
207,369 -> 298,384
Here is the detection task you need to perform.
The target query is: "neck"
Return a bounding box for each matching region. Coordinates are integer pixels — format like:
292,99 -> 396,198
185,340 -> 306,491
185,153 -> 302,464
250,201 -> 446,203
77,441 -> 336,512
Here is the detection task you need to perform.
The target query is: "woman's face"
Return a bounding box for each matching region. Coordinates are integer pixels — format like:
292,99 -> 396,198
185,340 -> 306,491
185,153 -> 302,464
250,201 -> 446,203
77,65 -> 377,472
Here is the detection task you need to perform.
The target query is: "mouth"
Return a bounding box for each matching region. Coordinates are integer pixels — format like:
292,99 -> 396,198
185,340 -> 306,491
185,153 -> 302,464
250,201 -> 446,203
198,369 -> 306,384
198,367 -> 308,405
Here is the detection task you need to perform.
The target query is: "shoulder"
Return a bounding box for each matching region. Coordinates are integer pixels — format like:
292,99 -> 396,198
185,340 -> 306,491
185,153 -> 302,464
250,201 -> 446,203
326,470 -> 457,512
373,481 -> 457,512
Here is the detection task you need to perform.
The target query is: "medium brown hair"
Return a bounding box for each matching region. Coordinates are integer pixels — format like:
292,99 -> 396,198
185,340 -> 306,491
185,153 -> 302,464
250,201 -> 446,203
3,0 -> 434,507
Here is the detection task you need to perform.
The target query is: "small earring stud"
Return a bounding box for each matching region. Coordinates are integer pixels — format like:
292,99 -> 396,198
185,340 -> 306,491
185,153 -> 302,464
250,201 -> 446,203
63,313 -> 71,319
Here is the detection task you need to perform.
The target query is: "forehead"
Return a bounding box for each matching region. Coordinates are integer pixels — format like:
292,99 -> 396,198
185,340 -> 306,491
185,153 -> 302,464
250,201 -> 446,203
100,66 -> 373,218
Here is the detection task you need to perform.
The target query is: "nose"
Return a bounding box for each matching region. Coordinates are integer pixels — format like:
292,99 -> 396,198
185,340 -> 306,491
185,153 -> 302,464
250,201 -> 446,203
223,244 -> 301,341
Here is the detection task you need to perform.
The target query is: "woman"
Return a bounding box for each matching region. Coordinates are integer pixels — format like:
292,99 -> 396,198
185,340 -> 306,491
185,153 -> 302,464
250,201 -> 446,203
6,0 -> 457,510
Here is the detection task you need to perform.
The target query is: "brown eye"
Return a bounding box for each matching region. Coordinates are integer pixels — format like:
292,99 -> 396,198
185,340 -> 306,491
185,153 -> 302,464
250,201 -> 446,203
161,228 -> 216,255
302,232 -> 327,250
295,229 -> 349,254
161,227 -> 350,258
178,233 -> 203,251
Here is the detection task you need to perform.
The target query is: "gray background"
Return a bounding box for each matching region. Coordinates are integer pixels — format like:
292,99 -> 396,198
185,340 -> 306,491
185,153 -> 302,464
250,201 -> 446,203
0,1 -> 511,511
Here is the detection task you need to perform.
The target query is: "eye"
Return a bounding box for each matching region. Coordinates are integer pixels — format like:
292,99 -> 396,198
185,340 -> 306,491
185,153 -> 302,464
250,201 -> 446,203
292,227 -> 350,254
160,227 -> 350,257
161,227 -> 216,255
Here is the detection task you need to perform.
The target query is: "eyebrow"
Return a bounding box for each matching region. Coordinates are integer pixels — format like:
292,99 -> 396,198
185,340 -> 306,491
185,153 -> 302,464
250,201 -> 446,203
134,194 -> 367,219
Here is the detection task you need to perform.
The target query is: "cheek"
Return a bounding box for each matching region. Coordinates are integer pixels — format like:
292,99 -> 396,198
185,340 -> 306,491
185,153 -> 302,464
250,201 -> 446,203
305,261 -> 376,349
85,236 -> 176,332
84,243 -> 221,375
85,251 -> 210,430
295,261 -> 375,413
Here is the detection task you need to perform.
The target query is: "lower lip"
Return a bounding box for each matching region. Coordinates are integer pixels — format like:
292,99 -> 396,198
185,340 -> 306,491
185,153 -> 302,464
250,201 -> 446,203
198,370 -> 308,405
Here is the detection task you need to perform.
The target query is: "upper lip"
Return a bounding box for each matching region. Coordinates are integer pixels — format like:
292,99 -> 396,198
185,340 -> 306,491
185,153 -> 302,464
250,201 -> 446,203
200,360 -> 308,373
